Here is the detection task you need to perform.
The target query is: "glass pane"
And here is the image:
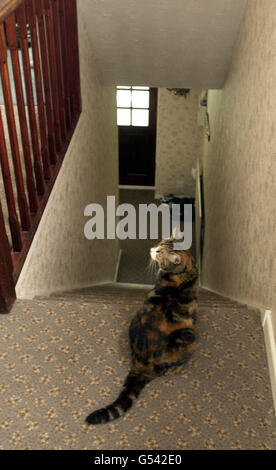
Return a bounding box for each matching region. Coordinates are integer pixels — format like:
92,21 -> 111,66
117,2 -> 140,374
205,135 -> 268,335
132,86 -> 150,90
117,108 -> 131,126
117,90 -> 131,107
117,86 -> 131,89
132,90 -> 149,108
132,109 -> 149,126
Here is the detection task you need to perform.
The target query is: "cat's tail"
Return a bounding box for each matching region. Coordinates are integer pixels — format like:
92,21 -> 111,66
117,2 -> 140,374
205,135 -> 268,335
85,372 -> 150,425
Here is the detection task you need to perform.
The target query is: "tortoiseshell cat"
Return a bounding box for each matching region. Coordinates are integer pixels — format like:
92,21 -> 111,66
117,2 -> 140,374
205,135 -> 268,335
86,235 -> 198,425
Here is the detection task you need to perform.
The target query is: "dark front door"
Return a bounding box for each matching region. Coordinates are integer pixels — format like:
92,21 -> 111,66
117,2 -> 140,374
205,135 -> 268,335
118,87 -> 157,186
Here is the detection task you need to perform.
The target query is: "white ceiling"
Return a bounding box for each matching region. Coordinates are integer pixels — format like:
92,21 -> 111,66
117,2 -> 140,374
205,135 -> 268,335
78,0 -> 247,89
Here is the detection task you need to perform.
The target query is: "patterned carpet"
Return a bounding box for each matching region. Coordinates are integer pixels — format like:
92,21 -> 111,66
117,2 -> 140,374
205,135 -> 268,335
0,284 -> 275,450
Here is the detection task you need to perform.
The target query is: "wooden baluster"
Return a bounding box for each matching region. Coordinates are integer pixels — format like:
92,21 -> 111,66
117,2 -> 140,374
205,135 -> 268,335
0,23 -> 31,232
0,196 -> 16,313
15,3 -> 45,194
51,0 -> 66,141
43,0 -> 62,151
34,0 -> 56,164
70,0 -> 81,115
25,0 -> 51,180
58,0 -> 71,130
0,107 -> 22,252
5,12 -> 38,214
64,0 -> 81,117
64,1 -> 74,119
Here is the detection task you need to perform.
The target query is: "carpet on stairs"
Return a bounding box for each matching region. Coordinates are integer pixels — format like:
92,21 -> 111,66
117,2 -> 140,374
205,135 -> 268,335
0,285 -> 275,450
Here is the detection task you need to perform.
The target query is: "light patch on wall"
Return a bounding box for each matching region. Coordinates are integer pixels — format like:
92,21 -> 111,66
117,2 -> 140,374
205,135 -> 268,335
155,89 -> 204,198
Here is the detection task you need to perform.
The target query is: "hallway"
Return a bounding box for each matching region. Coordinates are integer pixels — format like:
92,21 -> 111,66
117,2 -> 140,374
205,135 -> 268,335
0,284 -> 275,450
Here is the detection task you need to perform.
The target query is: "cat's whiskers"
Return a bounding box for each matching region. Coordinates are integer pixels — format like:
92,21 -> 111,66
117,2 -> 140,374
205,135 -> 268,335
147,257 -> 157,278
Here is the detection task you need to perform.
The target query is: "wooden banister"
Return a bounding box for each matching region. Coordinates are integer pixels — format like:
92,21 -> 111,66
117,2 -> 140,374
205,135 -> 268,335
25,0 -> 51,180
0,0 -> 22,23
0,107 -> 22,252
52,0 -> 66,142
0,197 -> 16,312
16,3 -> 45,194
5,12 -> 39,213
43,0 -> 62,151
0,0 -> 81,313
35,0 -> 57,164
58,0 -> 71,130
0,23 -> 31,231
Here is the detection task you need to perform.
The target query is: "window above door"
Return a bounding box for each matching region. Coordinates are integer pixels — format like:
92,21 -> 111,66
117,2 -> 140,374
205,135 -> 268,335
116,86 -> 150,127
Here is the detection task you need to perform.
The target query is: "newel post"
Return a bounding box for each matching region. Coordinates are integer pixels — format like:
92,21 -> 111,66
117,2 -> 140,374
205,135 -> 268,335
0,199 -> 16,313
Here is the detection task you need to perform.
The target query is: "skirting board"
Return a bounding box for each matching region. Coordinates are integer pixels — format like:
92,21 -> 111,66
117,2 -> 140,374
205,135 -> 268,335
261,310 -> 276,417
119,185 -> 156,191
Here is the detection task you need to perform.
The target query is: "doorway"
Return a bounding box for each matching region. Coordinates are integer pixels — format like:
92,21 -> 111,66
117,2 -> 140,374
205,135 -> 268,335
117,86 -> 157,186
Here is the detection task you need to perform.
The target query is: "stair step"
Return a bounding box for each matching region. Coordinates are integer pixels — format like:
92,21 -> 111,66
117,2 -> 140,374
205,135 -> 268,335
36,284 -> 256,314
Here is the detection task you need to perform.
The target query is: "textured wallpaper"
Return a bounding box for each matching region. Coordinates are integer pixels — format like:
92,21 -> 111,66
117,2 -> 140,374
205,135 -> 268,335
201,0 -> 276,316
16,5 -> 119,298
155,89 -> 204,198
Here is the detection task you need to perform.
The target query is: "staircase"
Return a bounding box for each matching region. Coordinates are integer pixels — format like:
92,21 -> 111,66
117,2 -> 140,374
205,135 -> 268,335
0,282 -> 275,450
0,0 -> 81,313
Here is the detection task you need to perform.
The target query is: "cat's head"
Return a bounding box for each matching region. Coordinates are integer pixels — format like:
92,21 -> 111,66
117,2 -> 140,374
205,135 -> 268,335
150,228 -> 194,273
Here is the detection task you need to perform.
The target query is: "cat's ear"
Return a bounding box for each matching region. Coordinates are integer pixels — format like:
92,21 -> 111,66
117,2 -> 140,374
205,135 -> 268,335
168,253 -> 181,264
172,226 -> 183,240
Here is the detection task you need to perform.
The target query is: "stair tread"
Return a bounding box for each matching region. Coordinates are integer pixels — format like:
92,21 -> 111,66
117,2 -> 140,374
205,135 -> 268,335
35,283 -> 258,313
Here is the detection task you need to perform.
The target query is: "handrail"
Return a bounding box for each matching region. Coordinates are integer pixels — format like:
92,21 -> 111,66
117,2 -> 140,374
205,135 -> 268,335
0,0 -> 22,23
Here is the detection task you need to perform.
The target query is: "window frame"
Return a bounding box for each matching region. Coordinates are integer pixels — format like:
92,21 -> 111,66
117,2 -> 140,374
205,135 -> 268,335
116,86 -> 150,127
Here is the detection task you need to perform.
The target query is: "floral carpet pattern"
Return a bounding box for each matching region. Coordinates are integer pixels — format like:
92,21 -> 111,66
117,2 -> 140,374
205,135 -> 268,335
0,285 -> 275,450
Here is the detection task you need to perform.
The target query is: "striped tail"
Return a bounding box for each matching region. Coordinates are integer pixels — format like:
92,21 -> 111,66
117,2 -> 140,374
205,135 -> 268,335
85,372 -> 149,425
